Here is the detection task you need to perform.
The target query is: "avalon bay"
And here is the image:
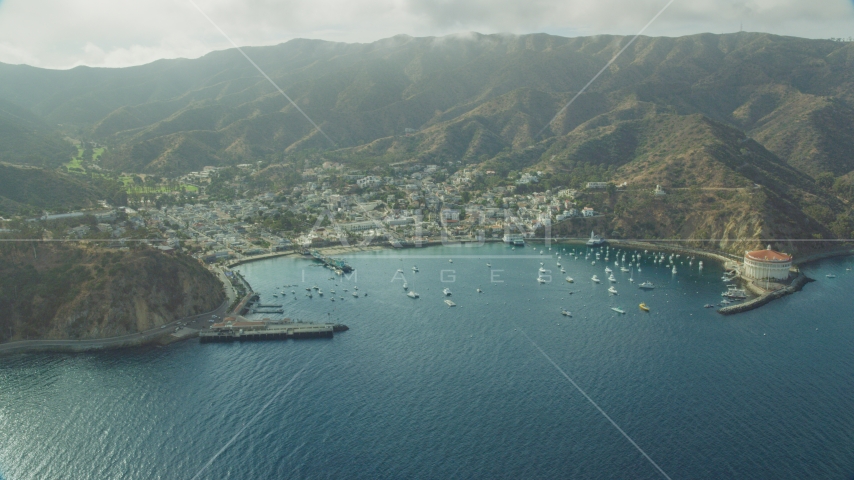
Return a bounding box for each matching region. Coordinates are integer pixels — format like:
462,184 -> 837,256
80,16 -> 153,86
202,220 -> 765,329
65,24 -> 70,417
1,244 -> 853,479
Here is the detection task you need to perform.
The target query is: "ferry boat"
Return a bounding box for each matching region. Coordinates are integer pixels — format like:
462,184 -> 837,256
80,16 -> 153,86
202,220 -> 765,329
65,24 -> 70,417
611,307 -> 626,314
444,299 -> 456,307
443,288 -> 453,296
638,281 -> 655,290
586,231 -> 605,247
722,285 -> 747,299
592,275 -> 601,283
608,286 -> 618,295
407,291 -> 419,299
639,303 -> 649,312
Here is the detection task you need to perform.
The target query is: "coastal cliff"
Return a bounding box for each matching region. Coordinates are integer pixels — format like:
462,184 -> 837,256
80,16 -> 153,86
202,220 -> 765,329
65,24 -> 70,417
0,243 -> 225,342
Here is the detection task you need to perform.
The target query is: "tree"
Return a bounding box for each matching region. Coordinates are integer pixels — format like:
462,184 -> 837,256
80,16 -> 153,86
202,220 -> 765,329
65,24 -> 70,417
816,172 -> 835,189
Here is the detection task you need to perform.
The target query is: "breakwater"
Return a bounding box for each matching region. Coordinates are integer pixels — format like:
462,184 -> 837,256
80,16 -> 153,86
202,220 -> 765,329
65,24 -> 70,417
200,322 -> 348,343
718,274 -> 814,315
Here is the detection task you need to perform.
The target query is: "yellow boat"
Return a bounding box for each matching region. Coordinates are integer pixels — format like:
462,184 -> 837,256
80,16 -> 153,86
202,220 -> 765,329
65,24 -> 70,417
639,302 -> 650,312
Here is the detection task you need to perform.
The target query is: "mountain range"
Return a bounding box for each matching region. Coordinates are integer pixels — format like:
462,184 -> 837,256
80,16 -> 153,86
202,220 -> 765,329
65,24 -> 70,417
0,31 -> 852,248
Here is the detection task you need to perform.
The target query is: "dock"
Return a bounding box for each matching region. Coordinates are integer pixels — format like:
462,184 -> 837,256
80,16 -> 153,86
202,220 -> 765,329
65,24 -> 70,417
200,317 -> 348,343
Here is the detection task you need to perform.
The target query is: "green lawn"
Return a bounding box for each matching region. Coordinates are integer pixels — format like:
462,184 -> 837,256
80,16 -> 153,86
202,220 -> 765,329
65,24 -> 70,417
63,147 -> 86,173
63,146 -> 106,174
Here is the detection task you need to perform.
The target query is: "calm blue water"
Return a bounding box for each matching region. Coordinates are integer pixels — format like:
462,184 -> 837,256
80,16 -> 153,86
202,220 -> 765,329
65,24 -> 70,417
2,244 -> 854,479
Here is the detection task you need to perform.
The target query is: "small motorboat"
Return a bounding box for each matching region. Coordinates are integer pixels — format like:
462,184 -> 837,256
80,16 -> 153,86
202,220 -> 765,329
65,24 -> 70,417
639,303 -> 649,312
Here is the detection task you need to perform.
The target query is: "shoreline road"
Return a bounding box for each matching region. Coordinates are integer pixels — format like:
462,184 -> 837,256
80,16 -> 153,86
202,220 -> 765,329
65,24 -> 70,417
0,267 -> 236,355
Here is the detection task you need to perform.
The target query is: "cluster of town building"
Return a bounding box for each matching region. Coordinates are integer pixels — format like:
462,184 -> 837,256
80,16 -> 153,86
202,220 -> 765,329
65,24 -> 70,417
35,163 -> 622,263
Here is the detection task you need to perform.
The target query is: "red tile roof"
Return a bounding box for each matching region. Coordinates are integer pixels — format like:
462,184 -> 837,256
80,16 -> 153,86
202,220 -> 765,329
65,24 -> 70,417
745,250 -> 792,262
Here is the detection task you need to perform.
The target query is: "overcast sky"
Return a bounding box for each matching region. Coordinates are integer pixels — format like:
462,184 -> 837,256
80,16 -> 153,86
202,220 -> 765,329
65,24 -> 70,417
0,0 -> 852,69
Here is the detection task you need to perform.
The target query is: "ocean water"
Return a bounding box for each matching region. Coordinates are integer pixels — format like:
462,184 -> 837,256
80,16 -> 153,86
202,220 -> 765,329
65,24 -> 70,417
1,243 -> 854,479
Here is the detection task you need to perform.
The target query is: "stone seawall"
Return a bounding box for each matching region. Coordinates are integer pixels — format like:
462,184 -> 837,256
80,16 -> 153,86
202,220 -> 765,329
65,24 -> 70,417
718,274 -> 814,315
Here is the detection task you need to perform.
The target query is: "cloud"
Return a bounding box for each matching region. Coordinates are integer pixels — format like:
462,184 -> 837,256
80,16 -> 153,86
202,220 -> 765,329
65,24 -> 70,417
0,0 -> 852,69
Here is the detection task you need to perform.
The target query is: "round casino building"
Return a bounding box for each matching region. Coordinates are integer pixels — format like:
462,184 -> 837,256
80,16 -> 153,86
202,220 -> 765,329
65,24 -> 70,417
742,246 -> 793,281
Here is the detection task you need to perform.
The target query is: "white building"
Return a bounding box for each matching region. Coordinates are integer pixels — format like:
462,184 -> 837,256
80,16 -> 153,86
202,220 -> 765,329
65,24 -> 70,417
384,216 -> 414,226
582,207 -> 595,217
340,221 -> 378,232
441,209 -> 460,222
743,246 -> 792,281
586,182 -> 608,189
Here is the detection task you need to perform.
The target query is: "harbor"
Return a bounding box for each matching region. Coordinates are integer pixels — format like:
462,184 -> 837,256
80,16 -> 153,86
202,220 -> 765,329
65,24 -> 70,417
718,274 -> 813,315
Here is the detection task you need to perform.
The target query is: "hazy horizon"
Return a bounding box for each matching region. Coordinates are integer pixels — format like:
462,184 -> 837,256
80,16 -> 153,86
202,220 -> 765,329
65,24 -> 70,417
0,0 -> 852,69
